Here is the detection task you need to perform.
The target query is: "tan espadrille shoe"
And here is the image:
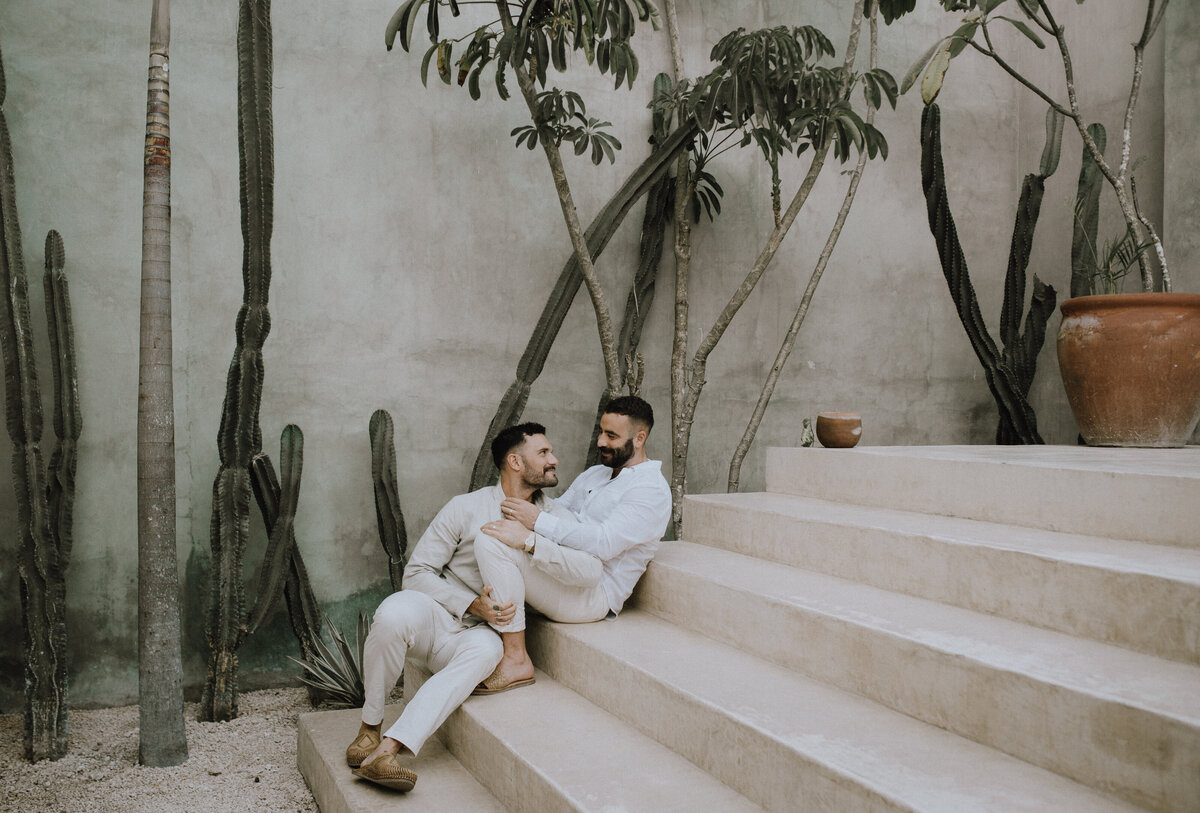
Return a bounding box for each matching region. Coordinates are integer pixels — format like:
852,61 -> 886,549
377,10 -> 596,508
345,727 -> 381,768
352,752 -> 418,792
472,663 -> 536,695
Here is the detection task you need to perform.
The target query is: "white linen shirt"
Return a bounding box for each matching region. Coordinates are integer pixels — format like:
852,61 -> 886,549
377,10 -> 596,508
533,459 -> 671,614
402,484 -> 576,623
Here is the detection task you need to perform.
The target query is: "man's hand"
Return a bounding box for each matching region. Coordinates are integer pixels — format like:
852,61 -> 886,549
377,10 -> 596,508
481,519 -> 531,549
468,585 -> 515,626
500,497 -> 540,531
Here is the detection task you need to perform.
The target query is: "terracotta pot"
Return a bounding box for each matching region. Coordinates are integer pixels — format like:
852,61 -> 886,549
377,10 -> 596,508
815,412 -> 862,448
1056,293 -> 1200,447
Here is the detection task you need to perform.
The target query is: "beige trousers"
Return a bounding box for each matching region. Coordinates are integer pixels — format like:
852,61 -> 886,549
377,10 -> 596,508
361,590 -> 502,755
474,533 -> 611,631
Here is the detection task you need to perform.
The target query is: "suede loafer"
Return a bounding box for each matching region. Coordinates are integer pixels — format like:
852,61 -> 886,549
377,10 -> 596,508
352,753 -> 418,793
345,728 -> 381,769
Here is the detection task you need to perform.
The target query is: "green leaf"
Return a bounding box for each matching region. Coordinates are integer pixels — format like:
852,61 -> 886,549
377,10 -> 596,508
535,29 -> 549,86
420,42 -> 437,87
997,16 -> 1046,48
468,65 -> 483,100
1038,105 -> 1064,177
612,41 -> 627,89
947,22 -> 978,58
552,28 -> 568,72
385,0 -> 427,52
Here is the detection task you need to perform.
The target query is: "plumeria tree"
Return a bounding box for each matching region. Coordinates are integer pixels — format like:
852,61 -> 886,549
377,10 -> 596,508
653,3 -> 896,524
897,0 -> 1171,292
388,0 -> 664,396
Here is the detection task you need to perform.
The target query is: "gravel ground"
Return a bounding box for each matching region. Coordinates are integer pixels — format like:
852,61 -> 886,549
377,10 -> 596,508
0,688 -> 320,813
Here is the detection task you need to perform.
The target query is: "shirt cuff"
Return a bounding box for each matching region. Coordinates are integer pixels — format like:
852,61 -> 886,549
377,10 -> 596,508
533,511 -> 563,541
455,594 -> 476,623
530,533 -> 557,566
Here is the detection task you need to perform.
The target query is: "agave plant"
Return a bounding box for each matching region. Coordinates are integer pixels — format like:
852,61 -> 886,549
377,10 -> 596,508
289,612 -> 372,709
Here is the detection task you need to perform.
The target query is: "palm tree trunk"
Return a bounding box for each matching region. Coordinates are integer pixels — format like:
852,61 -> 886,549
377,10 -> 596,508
137,0 -> 188,767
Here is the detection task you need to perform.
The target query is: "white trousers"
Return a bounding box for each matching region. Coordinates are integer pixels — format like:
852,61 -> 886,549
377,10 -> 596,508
361,590 -> 502,755
474,533 -> 611,631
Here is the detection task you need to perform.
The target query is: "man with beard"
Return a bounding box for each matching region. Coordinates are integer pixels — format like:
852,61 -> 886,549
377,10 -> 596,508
474,395 -> 671,694
348,422 -> 589,792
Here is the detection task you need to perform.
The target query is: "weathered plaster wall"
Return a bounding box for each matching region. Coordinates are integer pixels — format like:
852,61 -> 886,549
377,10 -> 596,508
0,1 -> 1179,710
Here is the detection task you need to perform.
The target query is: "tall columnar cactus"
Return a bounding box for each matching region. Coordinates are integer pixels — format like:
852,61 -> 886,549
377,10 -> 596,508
201,0 -> 276,722
369,409 -> 407,591
920,103 -> 1056,445
43,232 -> 80,581
1,41 -> 80,762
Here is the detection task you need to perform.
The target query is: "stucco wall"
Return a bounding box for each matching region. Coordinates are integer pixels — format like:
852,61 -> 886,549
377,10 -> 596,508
0,1 -> 1180,710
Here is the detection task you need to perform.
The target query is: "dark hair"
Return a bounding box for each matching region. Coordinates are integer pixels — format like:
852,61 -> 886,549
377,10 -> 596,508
604,395 -> 654,432
490,422 -> 547,470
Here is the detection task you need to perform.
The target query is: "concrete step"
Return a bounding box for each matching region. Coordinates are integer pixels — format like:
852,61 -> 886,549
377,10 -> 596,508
630,541 -> 1200,812
765,446 -> 1200,548
526,611 -> 1145,813
297,703 -> 506,813
682,491 -> 1200,664
406,664 -> 765,812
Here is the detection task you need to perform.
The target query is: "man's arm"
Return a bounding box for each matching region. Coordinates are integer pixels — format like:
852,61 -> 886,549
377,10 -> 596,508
401,498 -> 483,621
533,485 -> 670,560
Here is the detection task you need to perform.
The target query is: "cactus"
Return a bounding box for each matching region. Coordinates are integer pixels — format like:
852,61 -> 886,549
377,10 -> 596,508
1,39 -> 79,762
1071,123 -> 1106,298
246,425 -> 307,634
201,0 -> 276,722
920,103 -> 1055,445
370,409 -> 407,591
248,450 -> 323,666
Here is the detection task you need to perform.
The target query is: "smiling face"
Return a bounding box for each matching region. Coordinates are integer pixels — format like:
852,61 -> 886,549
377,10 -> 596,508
514,433 -> 559,489
596,412 -> 645,471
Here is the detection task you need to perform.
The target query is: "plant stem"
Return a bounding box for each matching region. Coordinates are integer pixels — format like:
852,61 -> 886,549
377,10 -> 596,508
498,1 -> 622,394
728,0 -> 873,493
663,0 -> 691,535
1039,0 -> 1168,291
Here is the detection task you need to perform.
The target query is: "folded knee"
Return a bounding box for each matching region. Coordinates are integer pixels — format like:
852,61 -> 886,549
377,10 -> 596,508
371,591 -> 425,637
474,532 -> 520,564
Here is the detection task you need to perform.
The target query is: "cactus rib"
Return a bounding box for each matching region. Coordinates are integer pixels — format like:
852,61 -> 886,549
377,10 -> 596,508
369,409 -> 407,591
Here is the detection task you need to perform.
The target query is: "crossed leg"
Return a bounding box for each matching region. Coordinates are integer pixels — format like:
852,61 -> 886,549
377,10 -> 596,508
473,533 -> 610,690
351,589 -> 502,788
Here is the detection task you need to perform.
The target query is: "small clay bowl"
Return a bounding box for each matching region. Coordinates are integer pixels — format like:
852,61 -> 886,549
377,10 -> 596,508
815,412 -> 862,448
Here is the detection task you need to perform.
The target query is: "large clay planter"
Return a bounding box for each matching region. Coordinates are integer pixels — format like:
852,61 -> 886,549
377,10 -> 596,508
1057,293 -> 1200,447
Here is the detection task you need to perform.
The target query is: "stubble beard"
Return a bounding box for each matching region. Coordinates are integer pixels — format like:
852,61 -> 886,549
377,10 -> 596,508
599,438 -> 634,470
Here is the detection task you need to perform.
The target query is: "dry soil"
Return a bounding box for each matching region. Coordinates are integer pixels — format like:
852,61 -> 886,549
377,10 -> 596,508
0,688 -> 319,812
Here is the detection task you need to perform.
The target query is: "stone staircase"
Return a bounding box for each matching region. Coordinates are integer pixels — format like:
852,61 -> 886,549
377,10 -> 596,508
298,445 -> 1200,812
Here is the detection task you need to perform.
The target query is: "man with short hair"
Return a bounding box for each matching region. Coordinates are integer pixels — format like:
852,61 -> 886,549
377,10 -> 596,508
475,395 -> 671,693
348,422 -> 584,792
